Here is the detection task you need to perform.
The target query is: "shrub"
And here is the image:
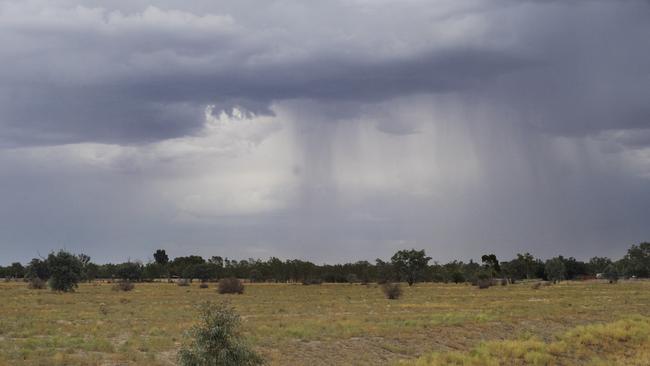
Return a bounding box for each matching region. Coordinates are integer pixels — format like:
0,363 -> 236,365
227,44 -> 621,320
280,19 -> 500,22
99,303 -> 109,315
28,277 -> 46,289
218,278 -> 244,294
199,282 -> 209,289
112,281 -> 135,292
178,302 -> 264,366
178,279 -> 190,287
381,282 -> 403,300
477,279 -> 491,289
47,250 -> 83,292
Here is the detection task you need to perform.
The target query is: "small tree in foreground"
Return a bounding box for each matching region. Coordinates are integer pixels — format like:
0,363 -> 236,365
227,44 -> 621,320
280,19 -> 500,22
178,302 -> 264,366
47,250 -> 82,292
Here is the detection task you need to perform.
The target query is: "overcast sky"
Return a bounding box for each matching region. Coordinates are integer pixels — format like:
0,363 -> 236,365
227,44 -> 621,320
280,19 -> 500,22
1,0 -> 649,264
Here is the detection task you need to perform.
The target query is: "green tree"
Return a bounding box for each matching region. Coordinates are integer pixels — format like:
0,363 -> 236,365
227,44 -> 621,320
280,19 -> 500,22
154,249 -> 169,266
47,250 -> 83,292
143,262 -> 168,280
391,249 -> 431,286
8,262 -> 25,278
25,258 -> 50,280
450,271 -> 465,284
622,242 -> 650,277
84,262 -> 99,282
171,256 -> 206,277
545,257 -> 566,283
77,254 -> 92,281
588,256 -> 612,275
481,254 -> 501,277
511,252 -> 536,279
116,262 -> 143,281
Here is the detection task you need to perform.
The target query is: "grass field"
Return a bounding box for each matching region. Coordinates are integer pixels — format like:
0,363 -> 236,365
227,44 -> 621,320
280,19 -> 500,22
0,280 -> 649,365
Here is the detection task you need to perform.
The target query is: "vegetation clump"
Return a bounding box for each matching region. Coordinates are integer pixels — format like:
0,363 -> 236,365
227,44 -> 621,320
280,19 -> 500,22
381,282 -> 403,299
112,280 -> 135,292
27,277 -> 46,289
178,279 -> 191,287
178,302 -> 264,366
476,270 -> 491,289
545,257 -> 567,283
218,278 -> 244,294
47,250 -> 83,292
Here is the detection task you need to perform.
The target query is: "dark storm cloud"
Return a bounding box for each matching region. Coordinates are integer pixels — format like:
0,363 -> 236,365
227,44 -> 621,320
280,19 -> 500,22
1,0 -> 650,264
0,0 -> 563,145
1,0 -> 649,145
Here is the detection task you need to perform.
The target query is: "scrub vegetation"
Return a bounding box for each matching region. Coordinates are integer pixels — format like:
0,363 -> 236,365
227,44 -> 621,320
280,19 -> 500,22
0,280 -> 648,365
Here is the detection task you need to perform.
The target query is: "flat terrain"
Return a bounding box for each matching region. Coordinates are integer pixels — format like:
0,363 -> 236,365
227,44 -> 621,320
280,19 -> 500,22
0,280 -> 649,365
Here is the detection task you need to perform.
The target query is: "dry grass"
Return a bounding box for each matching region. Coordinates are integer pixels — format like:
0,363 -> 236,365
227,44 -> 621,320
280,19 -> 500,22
404,316 -> 650,365
0,280 -> 648,365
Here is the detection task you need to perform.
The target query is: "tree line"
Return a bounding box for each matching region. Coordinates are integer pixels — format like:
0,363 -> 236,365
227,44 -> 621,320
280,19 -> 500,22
1,242 -> 648,288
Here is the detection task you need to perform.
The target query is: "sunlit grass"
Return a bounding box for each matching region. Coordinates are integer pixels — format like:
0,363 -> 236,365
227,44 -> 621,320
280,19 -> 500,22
0,280 -> 648,365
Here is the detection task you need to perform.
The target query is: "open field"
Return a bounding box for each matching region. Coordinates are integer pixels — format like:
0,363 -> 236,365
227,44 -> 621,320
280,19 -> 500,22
1,280 -> 649,365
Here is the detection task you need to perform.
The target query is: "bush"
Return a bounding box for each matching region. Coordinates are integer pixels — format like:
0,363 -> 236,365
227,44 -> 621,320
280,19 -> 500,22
178,279 -> 191,287
178,302 -> 264,366
381,282 -> 403,300
112,281 -> 135,292
28,277 -> 46,289
218,278 -> 244,294
199,282 -> 209,289
47,250 -> 83,292
99,303 -> 109,315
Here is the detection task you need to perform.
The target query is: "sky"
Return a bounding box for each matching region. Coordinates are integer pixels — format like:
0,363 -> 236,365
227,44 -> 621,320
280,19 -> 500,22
1,0 -> 650,264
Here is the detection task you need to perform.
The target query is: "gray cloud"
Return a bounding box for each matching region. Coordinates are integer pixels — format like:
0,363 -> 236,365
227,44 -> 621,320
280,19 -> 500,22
1,0 -> 650,264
